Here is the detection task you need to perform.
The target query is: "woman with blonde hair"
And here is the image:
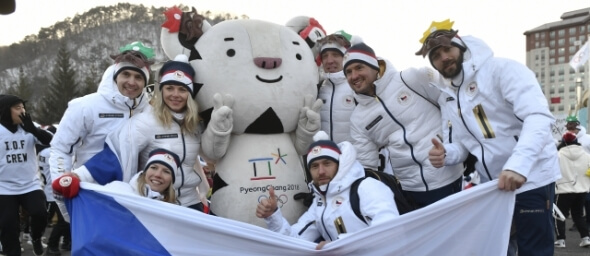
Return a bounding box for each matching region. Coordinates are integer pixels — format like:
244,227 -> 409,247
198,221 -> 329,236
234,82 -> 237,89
58,54 -> 233,212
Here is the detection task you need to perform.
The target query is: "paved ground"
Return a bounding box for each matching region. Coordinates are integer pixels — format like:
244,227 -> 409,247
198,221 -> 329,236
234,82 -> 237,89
10,218 -> 590,255
14,227 -> 71,256
555,218 -> 590,256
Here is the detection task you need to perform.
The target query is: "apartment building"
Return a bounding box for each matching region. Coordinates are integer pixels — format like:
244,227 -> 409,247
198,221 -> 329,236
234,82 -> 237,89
524,7 -> 590,130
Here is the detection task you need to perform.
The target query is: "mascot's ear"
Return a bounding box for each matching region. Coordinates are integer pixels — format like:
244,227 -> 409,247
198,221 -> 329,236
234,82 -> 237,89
161,6 -> 211,61
286,16 -> 326,57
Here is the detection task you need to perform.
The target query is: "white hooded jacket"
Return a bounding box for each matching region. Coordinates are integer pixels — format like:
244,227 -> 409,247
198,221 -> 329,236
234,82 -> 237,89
350,59 -> 465,192
318,71 -> 356,144
575,126 -> 590,154
49,65 -> 150,181
263,141 -> 399,241
436,36 -> 561,193
556,144 -> 590,194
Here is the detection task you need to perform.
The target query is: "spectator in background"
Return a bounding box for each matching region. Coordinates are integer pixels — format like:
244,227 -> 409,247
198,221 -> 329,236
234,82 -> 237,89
554,132 -> 590,248
563,115 -> 590,153
39,125 -> 71,256
0,95 -> 53,256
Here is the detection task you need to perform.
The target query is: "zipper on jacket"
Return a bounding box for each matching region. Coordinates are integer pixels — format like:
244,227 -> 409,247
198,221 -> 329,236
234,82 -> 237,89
319,187 -> 334,241
176,130 -> 188,198
328,79 -> 335,141
375,96 -> 428,191
448,120 -> 452,143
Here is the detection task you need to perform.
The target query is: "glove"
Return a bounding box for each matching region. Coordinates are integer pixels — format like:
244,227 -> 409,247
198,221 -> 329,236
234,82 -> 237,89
209,93 -> 234,133
294,192 -> 314,207
297,95 -> 322,133
19,113 -> 37,134
52,174 -> 81,199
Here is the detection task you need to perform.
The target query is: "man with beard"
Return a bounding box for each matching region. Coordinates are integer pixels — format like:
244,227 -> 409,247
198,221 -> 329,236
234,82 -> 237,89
343,40 -> 466,209
419,19 -> 561,256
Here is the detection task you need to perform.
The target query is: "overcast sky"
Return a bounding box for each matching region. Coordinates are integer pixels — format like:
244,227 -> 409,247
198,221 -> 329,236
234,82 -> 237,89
1,0 -> 589,69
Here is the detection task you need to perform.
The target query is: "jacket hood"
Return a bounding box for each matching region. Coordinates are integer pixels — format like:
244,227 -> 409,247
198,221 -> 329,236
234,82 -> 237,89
577,126 -> 588,137
97,64 -> 149,110
312,141 -> 365,196
0,94 -> 24,127
560,145 -> 587,161
458,36 -> 493,83
322,70 -> 347,85
354,58 -> 397,105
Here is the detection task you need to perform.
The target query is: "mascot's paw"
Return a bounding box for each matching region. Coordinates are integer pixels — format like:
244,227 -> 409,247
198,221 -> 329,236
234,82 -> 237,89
298,95 -> 322,132
52,174 -> 81,199
210,93 -> 235,133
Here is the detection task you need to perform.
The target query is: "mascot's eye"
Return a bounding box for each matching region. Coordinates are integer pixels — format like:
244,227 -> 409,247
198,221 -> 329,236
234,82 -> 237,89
227,49 -> 236,57
295,53 -> 302,60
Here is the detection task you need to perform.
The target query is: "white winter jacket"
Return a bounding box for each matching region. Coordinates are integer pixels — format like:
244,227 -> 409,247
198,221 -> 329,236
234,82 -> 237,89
100,109 -> 205,207
575,126 -> 590,154
263,142 -> 399,242
49,65 -> 150,181
556,144 -> 590,194
318,71 -> 356,144
350,59 -> 465,192
437,36 -> 561,193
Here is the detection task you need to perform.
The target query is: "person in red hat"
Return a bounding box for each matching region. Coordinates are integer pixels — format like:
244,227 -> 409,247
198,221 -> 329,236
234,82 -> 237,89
554,131 -> 590,248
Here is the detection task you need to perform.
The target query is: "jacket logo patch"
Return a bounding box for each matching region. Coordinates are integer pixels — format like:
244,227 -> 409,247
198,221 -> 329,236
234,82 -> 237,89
446,97 -> 455,102
332,196 -> 345,208
342,95 -> 355,108
155,134 -> 179,139
365,115 -> 383,130
397,91 -> 411,106
99,113 -> 124,118
466,82 -> 478,97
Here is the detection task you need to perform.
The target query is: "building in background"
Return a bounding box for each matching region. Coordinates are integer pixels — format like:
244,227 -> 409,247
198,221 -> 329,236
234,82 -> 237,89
524,7 -> 590,139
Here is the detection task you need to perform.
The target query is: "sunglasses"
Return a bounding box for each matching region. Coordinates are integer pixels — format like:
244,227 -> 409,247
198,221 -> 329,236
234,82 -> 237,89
317,34 -> 351,49
113,51 -> 155,69
416,30 -> 458,57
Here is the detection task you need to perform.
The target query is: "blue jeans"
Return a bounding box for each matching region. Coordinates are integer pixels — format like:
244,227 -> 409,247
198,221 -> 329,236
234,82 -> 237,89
512,183 -> 555,256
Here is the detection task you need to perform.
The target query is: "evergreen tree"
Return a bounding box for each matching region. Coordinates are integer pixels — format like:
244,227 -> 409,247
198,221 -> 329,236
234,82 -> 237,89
5,67 -> 38,118
37,42 -> 79,124
78,62 -> 102,97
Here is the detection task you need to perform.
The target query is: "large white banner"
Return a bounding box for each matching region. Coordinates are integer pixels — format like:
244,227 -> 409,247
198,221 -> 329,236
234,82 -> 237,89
67,180 -> 514,255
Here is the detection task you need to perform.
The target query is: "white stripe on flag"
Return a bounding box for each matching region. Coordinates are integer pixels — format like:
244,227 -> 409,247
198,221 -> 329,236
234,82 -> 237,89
70,181 -> 514,255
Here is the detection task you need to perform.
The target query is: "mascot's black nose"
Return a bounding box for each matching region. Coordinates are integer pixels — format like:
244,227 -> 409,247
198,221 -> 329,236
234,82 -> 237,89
245,108 -> 283,134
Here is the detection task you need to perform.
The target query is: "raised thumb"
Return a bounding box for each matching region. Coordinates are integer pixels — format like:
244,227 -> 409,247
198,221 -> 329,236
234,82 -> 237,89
268,186 -> 275,200
431,138 -> 444,150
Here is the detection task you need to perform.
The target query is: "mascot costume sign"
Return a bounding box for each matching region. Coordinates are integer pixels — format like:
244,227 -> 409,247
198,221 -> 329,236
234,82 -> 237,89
160,7 -> 324,227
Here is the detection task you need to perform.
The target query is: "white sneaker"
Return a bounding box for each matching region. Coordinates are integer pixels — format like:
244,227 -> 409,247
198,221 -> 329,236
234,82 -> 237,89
22,233 -> 31,241
555,239 -> 566,248
580,236 -> 590,247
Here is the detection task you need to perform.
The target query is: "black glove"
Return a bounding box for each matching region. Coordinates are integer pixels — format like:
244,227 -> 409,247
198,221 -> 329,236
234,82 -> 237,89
19,113 -> 37,134
19,113 -> 52,145
294,192 -> 314,207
